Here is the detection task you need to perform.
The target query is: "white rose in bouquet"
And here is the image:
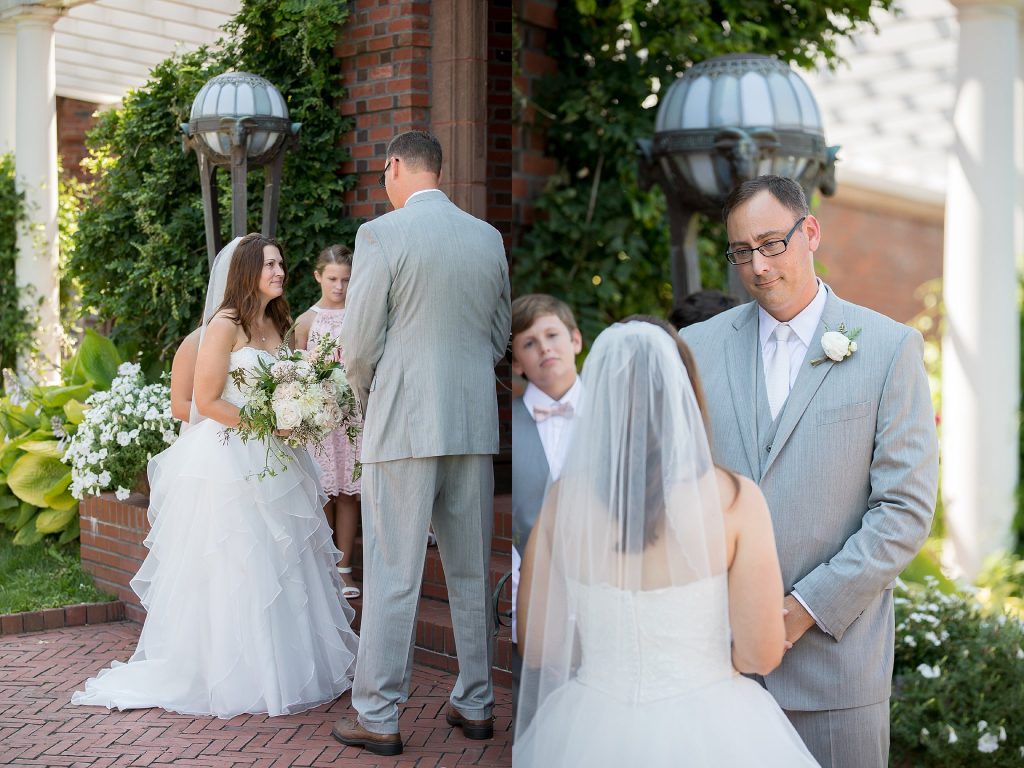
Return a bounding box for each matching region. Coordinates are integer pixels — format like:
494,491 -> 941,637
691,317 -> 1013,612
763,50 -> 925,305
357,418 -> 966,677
272,399 -> 303,430
274,380 -> 303,402
820,330 -> 853,362
294,360 -> 314,380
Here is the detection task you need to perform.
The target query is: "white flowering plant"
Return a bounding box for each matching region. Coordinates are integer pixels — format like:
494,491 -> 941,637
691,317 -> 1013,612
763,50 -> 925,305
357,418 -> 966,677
64,362 -> 177,502
891,576 -> 1024,766
224,332 -> 360,479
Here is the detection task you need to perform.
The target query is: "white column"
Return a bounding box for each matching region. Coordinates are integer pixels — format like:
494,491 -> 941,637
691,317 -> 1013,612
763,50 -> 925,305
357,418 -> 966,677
0,22 -> 15,153
943,0 -> 1024,578
14,7 -> 60,380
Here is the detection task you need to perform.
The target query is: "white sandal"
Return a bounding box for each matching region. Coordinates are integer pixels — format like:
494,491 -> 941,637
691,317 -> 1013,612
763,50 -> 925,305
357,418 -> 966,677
337,565 -> 360,600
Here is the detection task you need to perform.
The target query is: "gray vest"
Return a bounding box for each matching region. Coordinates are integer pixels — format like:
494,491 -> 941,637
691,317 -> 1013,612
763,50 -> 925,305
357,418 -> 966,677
755,339 -> 785,479
512,397 -> 550,554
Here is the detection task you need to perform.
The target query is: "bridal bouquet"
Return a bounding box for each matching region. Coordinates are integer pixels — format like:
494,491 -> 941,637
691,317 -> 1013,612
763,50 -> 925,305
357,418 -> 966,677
224,333 -> 361,479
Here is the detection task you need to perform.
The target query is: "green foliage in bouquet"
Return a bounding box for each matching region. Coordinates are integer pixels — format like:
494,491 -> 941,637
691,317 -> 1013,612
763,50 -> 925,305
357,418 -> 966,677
70,0 -> 357,370
514,0 -> 892,346
0,330 -> 122,545
890,577 -> 1024,766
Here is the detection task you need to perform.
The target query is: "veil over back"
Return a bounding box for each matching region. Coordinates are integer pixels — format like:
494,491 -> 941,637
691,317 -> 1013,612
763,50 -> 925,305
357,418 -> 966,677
514,321 -> 731,746
186,236 -> 243,429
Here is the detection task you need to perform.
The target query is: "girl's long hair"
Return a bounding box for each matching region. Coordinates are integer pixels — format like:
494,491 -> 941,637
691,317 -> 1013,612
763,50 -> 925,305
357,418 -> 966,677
216,233 -> 291,342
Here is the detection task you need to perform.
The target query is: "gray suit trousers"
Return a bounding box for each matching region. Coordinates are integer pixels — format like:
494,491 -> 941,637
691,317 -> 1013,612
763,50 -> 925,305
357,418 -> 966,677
354,455 -> 495,734
785,702 -> 889,768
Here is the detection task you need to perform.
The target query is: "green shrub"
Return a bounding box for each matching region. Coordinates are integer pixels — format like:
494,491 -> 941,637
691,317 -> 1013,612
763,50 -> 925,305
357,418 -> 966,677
891,577 -> 1024,766
0,153 -> 35,374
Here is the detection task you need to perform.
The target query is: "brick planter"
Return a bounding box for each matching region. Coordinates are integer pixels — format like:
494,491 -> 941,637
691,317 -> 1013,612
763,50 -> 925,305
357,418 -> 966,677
78,492 -> 150,624
0,600 -> 124,637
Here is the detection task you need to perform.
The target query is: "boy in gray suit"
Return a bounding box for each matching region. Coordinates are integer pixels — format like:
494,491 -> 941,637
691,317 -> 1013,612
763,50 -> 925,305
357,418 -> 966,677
681,175 -> 938,768
509,294 -> 583,700
333,131 -> 511,756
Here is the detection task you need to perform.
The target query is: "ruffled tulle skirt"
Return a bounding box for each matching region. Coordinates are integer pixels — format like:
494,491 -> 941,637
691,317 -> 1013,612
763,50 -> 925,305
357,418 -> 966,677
71,419 -> 359,719
514,673 -> 819,767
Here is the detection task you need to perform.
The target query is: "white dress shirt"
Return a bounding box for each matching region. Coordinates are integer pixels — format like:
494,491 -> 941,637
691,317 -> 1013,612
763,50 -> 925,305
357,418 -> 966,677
757,280 -> 832,636
513,377 -> 584,640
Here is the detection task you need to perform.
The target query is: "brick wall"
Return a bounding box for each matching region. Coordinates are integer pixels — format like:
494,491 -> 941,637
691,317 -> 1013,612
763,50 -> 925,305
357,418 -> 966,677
338,0 -> 433,220
512,0 -> 558,252
814,194 -> 943,323
56,96 -> 98,181
489,0 -> 514,455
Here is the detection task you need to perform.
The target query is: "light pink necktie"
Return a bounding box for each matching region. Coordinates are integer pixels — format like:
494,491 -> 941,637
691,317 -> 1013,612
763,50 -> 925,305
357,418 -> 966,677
533,402 -> 574,422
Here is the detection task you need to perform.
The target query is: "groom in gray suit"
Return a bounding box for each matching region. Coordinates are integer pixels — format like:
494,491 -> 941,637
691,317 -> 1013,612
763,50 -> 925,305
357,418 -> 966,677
332,131 -> 512,756
681,175 -> 938,768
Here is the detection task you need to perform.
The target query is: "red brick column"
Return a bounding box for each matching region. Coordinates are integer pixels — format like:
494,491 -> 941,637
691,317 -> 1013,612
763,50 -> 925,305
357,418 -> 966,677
338,0 -> 432,220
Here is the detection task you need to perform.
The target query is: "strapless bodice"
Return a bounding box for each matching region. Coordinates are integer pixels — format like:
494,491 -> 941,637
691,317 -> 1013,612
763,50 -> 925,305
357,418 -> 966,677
573,573 -> 735,703
221,347 -> 274,409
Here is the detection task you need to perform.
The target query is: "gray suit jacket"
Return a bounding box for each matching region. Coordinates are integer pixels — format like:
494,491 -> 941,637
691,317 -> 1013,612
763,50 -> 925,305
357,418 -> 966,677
511,397 -> 549,556
681,286 -> 938,711
339,190 -> 511,463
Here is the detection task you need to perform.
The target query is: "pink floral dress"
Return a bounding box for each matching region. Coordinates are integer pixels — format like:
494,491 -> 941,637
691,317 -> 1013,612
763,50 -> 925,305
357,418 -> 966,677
307,305 -> 361,496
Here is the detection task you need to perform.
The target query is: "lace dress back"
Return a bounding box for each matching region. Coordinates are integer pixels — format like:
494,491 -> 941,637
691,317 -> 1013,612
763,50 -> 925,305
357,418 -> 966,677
574,575 -> 735,702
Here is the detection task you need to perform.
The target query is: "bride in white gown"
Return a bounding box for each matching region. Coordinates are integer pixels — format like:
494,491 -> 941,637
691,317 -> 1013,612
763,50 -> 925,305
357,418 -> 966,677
72,234 -> 358,719
514,319 -> 818,766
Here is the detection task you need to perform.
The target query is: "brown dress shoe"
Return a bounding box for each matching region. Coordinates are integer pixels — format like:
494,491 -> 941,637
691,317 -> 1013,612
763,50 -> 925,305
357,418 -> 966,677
331,716 -> 403,756
445,705 -> 494,740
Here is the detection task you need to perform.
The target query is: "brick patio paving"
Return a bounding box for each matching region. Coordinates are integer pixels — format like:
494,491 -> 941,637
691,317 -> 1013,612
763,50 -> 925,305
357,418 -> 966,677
0,622 -> 512,767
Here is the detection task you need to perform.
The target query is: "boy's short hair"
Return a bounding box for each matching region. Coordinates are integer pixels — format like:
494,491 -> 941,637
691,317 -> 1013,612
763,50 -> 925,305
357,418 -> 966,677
511,294 -> 579,342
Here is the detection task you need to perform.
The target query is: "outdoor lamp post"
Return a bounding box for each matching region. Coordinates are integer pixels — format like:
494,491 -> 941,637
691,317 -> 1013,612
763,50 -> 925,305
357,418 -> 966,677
181,71 -> 300,268
638,53 -> 838,304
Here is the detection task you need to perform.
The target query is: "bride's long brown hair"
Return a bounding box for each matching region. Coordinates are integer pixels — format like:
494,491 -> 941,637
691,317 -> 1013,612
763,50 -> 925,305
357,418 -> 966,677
216,233 -> 292,343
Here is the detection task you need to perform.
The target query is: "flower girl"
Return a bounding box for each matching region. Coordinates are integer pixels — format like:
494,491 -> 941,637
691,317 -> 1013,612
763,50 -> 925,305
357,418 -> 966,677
295,244 -> 362,599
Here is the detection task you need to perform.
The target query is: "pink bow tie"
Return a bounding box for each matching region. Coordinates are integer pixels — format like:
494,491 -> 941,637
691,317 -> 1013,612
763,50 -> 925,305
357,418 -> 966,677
533,402 -> 574,422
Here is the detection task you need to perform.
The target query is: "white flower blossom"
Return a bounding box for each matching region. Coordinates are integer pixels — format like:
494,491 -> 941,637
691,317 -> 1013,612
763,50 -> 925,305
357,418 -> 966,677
978,732 -> 999,753
917,663 -> 941,679
978,720 -> 988,731
999,726 -> 1006,742
115,487 -> 130,501
947,726 -> 958,744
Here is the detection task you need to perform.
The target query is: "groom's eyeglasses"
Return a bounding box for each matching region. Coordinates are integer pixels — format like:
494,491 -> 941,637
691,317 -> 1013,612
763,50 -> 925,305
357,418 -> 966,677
725,217 -> 806,266
377,160 -> 392,188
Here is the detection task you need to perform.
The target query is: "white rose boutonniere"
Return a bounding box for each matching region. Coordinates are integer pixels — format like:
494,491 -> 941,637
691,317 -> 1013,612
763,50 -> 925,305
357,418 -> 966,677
811,323 -> 861,367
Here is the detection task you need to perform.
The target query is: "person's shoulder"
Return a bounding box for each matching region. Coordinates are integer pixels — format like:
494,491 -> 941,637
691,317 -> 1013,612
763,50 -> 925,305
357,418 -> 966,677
681,301 -> 753,343
295,307 -> 316,327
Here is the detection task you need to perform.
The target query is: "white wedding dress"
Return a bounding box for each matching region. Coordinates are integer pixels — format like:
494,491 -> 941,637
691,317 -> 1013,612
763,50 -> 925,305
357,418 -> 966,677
515,575 -> 819,766
72,347 -> 359,719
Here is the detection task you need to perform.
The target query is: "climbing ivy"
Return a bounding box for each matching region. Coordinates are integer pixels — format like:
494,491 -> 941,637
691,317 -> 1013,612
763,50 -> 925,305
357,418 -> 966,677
70,0 -> 357,368
0,154 -> 33,376
515,0 -> 892,345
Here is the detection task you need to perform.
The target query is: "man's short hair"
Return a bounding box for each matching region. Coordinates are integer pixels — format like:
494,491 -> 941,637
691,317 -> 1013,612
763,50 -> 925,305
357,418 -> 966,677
722,175 -> 809,223
512,294 -> 579,340
386,130 -> 443,176
668,289 -> 739,330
